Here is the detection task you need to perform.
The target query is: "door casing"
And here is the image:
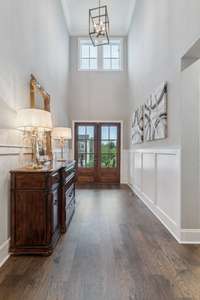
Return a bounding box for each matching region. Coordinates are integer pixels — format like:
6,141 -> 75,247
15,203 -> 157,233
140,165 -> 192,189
72,120 -> 123,184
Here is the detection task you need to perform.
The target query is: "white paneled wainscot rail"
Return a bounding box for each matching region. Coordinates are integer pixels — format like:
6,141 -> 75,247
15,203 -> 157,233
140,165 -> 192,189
127,148 -> 187,243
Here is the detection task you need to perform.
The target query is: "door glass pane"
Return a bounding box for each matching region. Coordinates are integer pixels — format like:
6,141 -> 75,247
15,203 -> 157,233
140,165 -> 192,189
78,141 -> 86,153
110,126 -> 117,139
78,126 -> 86,139
78,154 -> 86,167
86,139 -> 94,153
101,126 -> 109,139
109,141 -> 117,153
78,153 -> 94,168
86,126 -> 94,139
101,154 -> 117,168
101,141 -> 110,154
85,154 -> 94,168
101,140 -> 117,154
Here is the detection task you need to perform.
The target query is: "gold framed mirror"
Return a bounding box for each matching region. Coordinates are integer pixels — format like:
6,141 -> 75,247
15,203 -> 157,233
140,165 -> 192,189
30,74 -> 53,161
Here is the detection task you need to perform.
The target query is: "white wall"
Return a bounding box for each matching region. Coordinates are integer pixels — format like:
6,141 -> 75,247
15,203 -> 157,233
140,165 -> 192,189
68,37 -> 129,148
127,0 -> 200,239
181,59 -> 200,229
0,0 -> 70,266
128,0 -> 200,149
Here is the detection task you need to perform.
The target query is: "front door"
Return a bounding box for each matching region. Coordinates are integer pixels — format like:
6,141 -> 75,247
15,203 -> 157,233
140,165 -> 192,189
75,122 -> 121,184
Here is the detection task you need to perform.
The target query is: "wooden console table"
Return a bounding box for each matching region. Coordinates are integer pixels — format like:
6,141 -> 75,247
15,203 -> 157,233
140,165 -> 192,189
10,160 -> 76,255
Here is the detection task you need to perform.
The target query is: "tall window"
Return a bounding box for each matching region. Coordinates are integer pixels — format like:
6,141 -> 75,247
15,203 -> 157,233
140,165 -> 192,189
103,40 -> 122,70
79,38 -> 123,71
79,39 -> 97,70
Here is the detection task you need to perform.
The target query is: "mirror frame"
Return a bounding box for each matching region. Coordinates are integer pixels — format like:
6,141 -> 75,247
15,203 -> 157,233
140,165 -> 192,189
30,74 -> 52,161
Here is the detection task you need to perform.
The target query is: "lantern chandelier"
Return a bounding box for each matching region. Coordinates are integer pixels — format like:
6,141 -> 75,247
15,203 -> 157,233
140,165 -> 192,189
89,0 -> 110,47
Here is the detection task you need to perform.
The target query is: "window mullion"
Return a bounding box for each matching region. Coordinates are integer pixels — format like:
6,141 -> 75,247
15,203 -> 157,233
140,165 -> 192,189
89,45 -> 91,70
98,46 -> 102,70
110,44 -> 112,70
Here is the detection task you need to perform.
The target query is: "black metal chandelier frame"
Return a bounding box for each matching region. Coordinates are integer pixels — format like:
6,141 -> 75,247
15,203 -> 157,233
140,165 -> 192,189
89,1 -> 110,47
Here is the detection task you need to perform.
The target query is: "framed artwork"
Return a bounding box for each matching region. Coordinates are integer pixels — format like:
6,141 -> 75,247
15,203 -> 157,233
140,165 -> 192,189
132,105 -> 143,144
144,83 -> 167,141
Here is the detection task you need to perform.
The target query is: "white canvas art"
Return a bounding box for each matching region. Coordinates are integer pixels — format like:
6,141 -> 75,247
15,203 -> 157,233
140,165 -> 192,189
144,83 -> 167,141
132,106 -> 143,144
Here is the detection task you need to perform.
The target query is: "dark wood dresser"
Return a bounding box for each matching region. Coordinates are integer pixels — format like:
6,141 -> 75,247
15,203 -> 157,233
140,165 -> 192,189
10,161 -> 76,256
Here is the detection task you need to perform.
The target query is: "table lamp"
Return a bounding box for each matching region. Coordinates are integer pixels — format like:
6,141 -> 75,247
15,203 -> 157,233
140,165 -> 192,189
16,108 -> 53,169
53,127 -> 72,162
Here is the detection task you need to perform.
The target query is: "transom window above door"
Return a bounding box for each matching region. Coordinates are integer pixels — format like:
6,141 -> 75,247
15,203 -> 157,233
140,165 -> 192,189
78,38 -> 123,71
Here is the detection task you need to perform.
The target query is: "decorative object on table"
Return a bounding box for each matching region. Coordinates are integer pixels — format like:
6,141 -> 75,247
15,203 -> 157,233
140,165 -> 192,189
16,108 -> 52,169
53,127 -> 72,162
132,106 -> 144,144
89,0 -> 109,46
144,82 -> 168,141
30,74 -> 52,160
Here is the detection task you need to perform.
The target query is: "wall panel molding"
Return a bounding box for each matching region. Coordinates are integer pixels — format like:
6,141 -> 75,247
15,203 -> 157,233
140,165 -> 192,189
0,144 -> 31,156
127,148 -> 200,243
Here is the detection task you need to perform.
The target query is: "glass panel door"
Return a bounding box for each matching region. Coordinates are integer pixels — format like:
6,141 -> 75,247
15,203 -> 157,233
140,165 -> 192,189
100,126 -> 118,168
77,125 -> 95,168
98,123 -> 120,183
75,123 -> 98,184
75,122 -> 120,184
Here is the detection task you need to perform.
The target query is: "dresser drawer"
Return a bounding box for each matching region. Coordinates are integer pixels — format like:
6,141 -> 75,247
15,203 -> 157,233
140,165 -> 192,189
15,173 -> 47,189
65,184 -> 75,208
49,172 -> 60,189
52,189 -> 59,234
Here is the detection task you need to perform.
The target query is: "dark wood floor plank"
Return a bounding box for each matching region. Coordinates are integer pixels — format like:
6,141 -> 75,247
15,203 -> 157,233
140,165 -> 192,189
0,185 -> 200,299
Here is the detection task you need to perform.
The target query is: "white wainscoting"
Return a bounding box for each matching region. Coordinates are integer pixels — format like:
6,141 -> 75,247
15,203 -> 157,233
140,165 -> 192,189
128,148 -> 184,243
0,144 -> 31,268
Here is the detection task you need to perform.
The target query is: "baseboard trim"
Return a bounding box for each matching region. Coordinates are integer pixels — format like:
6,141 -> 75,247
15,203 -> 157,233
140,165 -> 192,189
180,229 -> 200,244
128,183 -> 200,244
128,184 -> 181,243
0,239 -> 10,268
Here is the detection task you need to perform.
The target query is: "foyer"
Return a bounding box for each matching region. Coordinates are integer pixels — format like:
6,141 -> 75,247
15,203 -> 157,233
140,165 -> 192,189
1,0 -> 200,299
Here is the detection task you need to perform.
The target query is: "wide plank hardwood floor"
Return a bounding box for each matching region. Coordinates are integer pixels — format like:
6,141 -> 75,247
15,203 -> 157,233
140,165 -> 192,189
0,185 -> 200,300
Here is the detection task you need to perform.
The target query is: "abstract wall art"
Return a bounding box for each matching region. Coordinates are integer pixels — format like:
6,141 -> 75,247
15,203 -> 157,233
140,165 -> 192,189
131,105 -> 144,144
144,82 -> 167,142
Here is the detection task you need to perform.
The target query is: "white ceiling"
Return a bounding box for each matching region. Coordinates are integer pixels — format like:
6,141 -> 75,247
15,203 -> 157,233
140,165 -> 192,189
61,0 -> 136,36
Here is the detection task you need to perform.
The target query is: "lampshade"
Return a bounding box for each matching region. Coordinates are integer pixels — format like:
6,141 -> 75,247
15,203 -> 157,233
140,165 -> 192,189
16,108 -> 52,132
53,127 -> 72,140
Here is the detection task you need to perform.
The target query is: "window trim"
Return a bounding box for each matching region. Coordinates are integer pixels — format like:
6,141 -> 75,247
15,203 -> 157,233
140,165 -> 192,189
78,37 -> 124,72
78,38 -> 98,71
102,38 -> 123,72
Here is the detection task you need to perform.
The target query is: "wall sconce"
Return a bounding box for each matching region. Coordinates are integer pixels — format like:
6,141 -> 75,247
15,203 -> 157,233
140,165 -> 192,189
16,108 -> 53,169
52,127 -> 72,162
